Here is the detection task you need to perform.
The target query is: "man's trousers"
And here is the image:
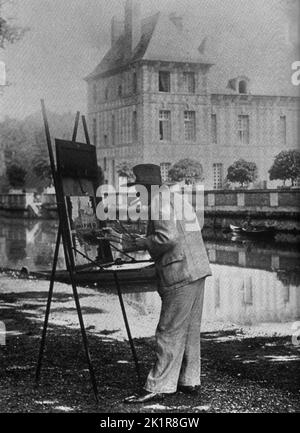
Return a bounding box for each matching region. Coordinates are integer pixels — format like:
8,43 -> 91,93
144,278 -> 206,394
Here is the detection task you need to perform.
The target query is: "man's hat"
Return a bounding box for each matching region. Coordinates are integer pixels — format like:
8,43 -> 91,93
126,164 -> 162,187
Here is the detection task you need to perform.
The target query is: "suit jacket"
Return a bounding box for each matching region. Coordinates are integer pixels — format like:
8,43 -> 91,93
145,189 -> 212,290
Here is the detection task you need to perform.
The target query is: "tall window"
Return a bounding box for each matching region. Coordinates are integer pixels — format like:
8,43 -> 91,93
238,115 -> 250,144
211,114 -> 217,144
118,85 -> 122,97
133,72 -> 137,94
159,71 -> 170,92
105,87 -> 109,101
280,115 -> 287,146
93,118 -> 97,145
112,159 -> 116,185
159,110 -> 171,141
111,114 -> 115,146
213,163 -> 223,189
93,83 -> 97,104
184,111 -> 196,141
103,157 -> 107,171
183,72 -> 195,93
160,163 -> 171,182
132,111 -> 138,142
103,134 -> 108,147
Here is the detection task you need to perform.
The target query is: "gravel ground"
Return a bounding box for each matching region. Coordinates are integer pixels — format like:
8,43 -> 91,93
0,273 -> 299,413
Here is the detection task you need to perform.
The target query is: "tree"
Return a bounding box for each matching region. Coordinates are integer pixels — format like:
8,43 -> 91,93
117,161 -> 134,181
0,1 -> 29,49
269,150 -> 300,186
6,163 -> 27,188
168,159 -> 203,185
32,156 -> 52,187
0,111 -> 76,190
226,159 -> 258,187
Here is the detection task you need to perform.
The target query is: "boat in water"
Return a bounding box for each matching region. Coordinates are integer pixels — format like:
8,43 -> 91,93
230,224 -> 275,238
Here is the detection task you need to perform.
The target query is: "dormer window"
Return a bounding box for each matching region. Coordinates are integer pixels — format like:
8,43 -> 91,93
228,76 -> 250,94
238,80 -> 247,94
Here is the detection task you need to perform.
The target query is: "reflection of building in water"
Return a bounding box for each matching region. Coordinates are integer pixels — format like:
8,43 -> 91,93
203,265 -> 300,325
0,219 -> 65,271
123,264 -> 300,327
1,217 -> 300,325
206,242 -> 300,272
0,236 -> 6,261
4,223 -> 27,262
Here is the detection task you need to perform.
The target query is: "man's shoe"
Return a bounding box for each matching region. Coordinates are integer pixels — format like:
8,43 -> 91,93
177,385 -> 201,396
124,390 -> 165,404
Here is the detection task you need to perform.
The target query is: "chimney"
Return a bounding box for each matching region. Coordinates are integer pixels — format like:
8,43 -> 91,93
169,12 -> 183,31
111,16 -> 124,47
124,0 -> 141,56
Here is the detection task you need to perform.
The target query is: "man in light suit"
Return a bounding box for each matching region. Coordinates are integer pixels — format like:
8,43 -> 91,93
123,164 -> 212,404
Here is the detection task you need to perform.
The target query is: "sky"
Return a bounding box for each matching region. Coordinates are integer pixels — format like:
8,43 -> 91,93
0,0 -> 298,120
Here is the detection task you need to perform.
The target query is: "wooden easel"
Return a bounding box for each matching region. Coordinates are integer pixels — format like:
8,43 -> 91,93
35,100 -> 142,402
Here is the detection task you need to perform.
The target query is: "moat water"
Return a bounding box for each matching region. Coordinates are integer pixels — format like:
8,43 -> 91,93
0,217 -> 300,329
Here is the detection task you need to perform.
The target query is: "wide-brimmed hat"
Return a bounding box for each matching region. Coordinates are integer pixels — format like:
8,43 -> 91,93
125,164 -> 163,187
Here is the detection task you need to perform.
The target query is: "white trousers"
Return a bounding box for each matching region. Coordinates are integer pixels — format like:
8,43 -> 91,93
145,278 -> 206,393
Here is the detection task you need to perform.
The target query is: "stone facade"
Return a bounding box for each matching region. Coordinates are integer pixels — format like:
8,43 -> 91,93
86,1 -> 300,189
208,94 -> 300,189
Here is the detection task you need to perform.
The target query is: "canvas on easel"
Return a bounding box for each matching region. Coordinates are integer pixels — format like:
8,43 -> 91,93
35,100 -> 144,401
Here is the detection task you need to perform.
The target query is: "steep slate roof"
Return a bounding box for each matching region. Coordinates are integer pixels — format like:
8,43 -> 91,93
86,12 -> 213,80
208,33 -> 299,97
87,7 -> 299,97
86,13 -> 158,79
194,8 -> 299,97
141,13 -> 213,65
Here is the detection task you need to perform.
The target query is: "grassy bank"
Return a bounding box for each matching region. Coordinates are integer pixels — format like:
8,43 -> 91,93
0,274 -> 299,413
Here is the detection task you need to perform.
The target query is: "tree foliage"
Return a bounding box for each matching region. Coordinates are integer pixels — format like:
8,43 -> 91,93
32,156 -> 52,187
117,161 -> 134,181
0,1 -> 29,49
168,159 -> 204,185
269,150 -> 300,186
227,159 -> 258,187
6,163 -> 27,188
0,111 -> 77,190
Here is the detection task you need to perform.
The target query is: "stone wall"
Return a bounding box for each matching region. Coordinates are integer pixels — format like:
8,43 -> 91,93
204,188 -> 300,211
202,188 -> 300,231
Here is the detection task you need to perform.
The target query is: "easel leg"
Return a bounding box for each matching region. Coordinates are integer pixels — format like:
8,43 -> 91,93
114,272 -> 142,385
63,245 -> 99,402
35,224 -> 62,383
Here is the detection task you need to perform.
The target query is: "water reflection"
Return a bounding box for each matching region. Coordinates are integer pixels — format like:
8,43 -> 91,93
123,266 -> 300,327
0,218 -> 299,327
0,219 -> 65,271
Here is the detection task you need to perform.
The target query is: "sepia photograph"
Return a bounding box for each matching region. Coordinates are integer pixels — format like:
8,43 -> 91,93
0,0 -> 299,419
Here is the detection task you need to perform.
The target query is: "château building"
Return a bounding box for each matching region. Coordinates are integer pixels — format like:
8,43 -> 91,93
86,0 -> 300,189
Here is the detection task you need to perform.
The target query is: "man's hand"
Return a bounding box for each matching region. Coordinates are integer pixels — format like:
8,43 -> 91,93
101,227 -> 123,244
123,235 -> 148,252
135,237 -> 148,251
